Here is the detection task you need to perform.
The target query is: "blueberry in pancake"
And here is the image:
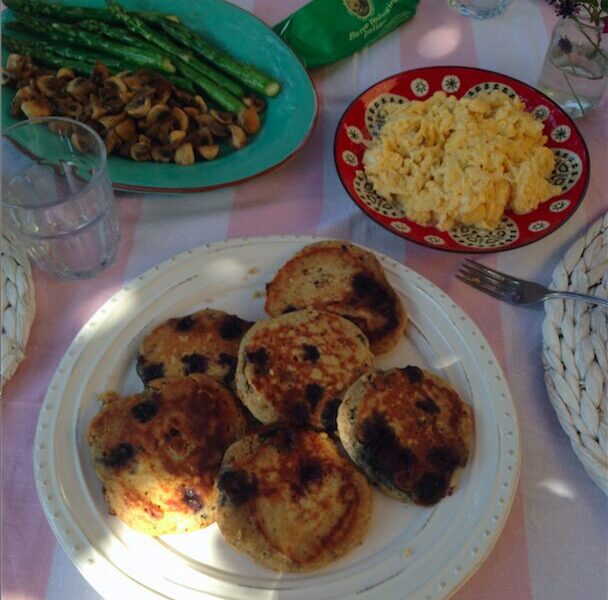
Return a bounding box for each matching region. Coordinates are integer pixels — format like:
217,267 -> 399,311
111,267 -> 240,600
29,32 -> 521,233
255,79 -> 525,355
265,241 -> 407,354
235,309 -> 374,431
136,308 -> 252,390
215,426 -> 373,572
86,373 -> 249,535
337,367 -> 473,506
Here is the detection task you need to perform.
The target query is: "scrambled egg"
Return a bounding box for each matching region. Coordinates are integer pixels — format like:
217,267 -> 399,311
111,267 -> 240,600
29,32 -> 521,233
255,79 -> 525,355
363,91 -> 561,231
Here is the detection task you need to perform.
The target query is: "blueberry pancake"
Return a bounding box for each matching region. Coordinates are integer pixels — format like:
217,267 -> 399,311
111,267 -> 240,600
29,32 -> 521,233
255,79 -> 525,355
216,426 -> 373,572
337,367 -> 473,506
136,308 -> 252,389
235,309 -> 374,431
265,241 -> 407,354
87,373 -> 249,536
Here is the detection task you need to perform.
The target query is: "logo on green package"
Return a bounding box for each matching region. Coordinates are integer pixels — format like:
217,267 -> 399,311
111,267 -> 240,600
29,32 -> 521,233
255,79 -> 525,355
343,0 -> 374,19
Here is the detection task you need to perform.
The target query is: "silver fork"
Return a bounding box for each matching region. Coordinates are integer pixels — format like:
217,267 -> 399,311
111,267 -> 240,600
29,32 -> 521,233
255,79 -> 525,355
456,259 -> 608,307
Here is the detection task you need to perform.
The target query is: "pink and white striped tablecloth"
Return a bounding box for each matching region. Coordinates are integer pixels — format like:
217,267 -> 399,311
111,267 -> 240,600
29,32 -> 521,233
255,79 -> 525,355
2,1 -> 607,599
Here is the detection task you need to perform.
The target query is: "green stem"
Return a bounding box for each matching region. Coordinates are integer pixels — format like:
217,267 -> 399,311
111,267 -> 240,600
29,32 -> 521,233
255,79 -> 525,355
562,69 -> 586,117
572,16 -> 608,61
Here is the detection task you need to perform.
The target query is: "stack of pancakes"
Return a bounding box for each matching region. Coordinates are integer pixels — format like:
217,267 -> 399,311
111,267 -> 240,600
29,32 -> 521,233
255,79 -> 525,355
87,241 -> 473,572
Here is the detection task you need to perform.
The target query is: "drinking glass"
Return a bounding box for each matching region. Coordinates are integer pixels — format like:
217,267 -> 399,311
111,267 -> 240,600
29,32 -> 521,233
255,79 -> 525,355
2,117 -> 120,280
448,0 -> 514,19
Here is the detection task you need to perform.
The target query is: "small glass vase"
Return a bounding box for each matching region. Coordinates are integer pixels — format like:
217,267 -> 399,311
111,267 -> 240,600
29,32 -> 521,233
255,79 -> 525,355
537,17 -> 608,119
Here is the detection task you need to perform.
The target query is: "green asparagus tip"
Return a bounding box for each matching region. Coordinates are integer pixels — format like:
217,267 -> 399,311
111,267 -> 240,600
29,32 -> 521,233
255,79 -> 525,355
265,81 -> 280,97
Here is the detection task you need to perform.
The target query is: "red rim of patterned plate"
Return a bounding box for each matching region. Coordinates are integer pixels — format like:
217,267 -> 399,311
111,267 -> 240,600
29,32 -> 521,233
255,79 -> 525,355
334,66 -> 590,253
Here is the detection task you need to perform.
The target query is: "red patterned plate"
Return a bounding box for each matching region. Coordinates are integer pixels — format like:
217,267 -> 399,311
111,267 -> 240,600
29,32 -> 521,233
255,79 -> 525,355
334,66 -> 590,253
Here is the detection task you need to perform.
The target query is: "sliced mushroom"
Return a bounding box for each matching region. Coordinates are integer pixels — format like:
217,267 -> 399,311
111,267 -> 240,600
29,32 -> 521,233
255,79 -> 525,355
183,106 -> 199,119
91,61 -> 110,86
197,144 -> 219,160
71,131 -> 94,153
138,134 -> 151,145
238,107 -> 260,135
193,95 -> 208,113
11,86 -> 36,117
174,142 -> 195,165
98,112 -> 127,129
35,75 -> 65,98
151,78 -> 172,105
6,54 -> 27,78
130,142 -> 151,161
168,130 -> 186,146
54,96 -> 83,119
67,77 -> 95,103
90,95 -> 109,121
210,109 -> 234,125
21,98 -> 53,118
125,92 -> 152,118
175,89 -> 195,106
145,103 -> 171,125
243,95 -> 266,112
185,126 -> 213,148
107,76 -> 128,95
195,113 -> 229,137
104,96 -> 126,114
114,117 -> 136,142
122,73 -> 144,91
47,120 -> 72,136
151,145 -> 174,163
227,124 -> 247,149
56,67 -> 76,80
103,129 -> 122,155
171,106 -> 189,131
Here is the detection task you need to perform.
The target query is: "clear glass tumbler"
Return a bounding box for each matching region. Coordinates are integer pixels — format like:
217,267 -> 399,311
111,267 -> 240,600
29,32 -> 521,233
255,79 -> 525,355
2,117 -> 120,280
448,0 -> 514,19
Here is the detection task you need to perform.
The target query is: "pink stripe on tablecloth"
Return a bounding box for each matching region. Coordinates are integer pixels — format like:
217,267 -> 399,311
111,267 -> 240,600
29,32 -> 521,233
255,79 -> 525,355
0,195 -> 142,600
226,0 -> 325,238
398,4 -> 533,599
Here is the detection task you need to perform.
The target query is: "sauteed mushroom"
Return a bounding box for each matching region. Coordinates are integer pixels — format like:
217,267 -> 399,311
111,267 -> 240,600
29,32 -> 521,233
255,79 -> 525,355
174,142 -> 195,165
227,124 -> 247,150
198,144 -> 220,160
151,145 -> 174,163
67,77 -> 95,103
21,97 -> 53,118
126,92 -> 152,118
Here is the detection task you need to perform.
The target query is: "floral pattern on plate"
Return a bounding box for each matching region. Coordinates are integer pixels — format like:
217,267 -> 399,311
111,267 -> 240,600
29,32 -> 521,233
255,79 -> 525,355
334,66 -> 589,253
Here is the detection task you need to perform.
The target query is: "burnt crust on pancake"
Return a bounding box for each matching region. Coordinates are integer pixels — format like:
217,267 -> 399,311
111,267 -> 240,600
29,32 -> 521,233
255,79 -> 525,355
236,309 -> 374,431
86,373 -> 249,535
337,367 -> 473,506
136,308 -> 252,389
264,241 -> 407,354
215,426 -> 373,572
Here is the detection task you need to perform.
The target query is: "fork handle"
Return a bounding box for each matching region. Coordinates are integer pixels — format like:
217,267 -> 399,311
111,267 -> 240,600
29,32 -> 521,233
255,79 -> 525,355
544,291 -> 608,307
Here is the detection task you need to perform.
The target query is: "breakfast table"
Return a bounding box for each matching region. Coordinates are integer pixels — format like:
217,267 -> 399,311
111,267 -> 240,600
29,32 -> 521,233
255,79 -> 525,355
2,0 -> 607,599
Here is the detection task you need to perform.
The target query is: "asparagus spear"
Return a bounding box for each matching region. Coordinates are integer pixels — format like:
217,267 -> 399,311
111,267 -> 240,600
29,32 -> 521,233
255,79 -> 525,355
11,13 -> 176,74
78,19 -> 153,51
3,0 -> 179,25
106,2 -> 245,98
157,19 -> 280,97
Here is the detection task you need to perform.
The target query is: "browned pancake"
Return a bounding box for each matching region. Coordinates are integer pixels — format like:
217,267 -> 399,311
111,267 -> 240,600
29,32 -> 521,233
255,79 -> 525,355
87,373 -> 249,535
215,426 -> 373,571
337,367 -> 473,506
136,308 -> 252,389
264,241 -> 407,354
235,309 -> 374,431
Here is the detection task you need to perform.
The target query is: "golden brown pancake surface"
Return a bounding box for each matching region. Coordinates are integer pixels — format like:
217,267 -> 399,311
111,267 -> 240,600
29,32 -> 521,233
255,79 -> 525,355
87,373 -> 249,535
216,427 -> 373,572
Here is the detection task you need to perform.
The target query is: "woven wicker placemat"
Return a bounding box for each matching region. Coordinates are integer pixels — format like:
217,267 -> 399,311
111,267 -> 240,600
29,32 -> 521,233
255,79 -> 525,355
542,212 -> 608,495
1,233 -> 36,392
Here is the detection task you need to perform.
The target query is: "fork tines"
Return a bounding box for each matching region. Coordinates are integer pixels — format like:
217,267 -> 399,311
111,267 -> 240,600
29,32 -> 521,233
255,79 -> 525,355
456,259 -> 519,300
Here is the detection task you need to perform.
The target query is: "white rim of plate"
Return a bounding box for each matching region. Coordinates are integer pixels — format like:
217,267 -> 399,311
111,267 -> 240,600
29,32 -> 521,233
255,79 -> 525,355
542,212 -> 608,495
33,235 -> 521,600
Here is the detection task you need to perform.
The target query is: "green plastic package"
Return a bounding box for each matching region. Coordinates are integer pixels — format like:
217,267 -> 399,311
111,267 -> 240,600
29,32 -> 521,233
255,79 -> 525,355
273,0 -> 419,69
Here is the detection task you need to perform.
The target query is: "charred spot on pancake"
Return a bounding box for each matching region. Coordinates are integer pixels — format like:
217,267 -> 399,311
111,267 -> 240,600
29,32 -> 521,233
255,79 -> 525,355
218,470 -> 258,506
305,383 -> 324,411
299,457 -> 323,488
101,443 -> 135,469
219,315 -> 248,340
131,396 -> 160,423
351,272 -> 399,340
136,355 -> 165,384
183,488 -> 203,512
416,397 -> 440,414
269,427 -> 296,452
302,343 -> 320,362
219,353 -> 237,384
402,365 -> 423,384
282,304 -> 298,314
321,398 -> 341,432
360,411 -> 415,482
427,446 -> 460,470
181,352 -> 208,375
246,347 -> 270,375
174,315 -> 196,331
415,472 -> 449,506
289,401 -> 310,425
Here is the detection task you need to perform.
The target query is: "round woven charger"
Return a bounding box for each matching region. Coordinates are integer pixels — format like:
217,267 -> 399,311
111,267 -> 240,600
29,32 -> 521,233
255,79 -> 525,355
1,233 -> 36,393
542,211 -> 608,495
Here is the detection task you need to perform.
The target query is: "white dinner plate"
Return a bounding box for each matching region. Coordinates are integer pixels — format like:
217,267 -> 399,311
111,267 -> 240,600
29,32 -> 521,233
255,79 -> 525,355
34,236 -> 520,600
